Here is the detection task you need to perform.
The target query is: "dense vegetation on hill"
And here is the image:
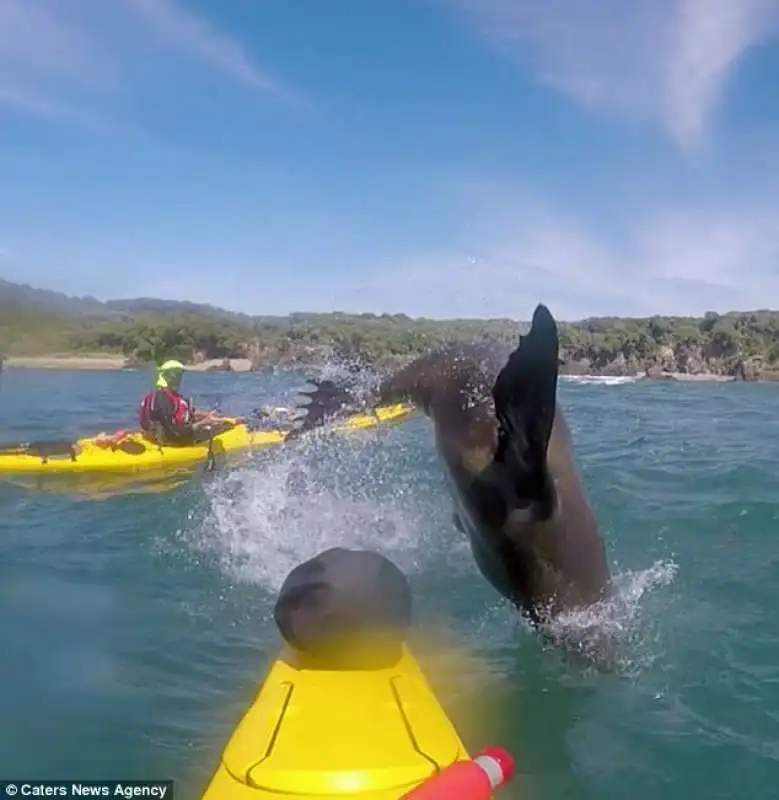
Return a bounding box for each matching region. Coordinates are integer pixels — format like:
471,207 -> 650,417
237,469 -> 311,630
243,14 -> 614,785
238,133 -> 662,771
2,280 -> 779,380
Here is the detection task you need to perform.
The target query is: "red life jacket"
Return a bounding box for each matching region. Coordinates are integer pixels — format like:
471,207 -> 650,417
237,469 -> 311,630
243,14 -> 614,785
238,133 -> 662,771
138,388 -> 192,433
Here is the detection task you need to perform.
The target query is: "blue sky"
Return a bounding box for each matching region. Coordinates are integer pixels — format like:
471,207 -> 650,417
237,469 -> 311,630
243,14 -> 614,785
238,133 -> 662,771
1,0 -> 778,320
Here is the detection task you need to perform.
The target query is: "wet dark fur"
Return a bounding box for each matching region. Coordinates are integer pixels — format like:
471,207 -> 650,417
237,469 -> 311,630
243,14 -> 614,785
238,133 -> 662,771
292,305 -> 611,631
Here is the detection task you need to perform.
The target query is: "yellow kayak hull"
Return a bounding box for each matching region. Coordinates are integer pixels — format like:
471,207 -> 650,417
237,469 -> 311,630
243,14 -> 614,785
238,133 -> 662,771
0,468 -> 202,500
0,403 -> 414,477
201,644 -> 469,800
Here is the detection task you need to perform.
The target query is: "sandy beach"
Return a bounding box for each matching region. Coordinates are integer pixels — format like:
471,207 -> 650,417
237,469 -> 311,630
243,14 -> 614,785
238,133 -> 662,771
3,356 -> 254,372
4,355 -> 129,370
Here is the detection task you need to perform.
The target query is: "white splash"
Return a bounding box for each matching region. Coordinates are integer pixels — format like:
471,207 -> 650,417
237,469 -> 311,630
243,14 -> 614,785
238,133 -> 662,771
180,400 -> 677,677
561,375 -> 640,386
543,559 -> 680,674
185,427 -> 445,594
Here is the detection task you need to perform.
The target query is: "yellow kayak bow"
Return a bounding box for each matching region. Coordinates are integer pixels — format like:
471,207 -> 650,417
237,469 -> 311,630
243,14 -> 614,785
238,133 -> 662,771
200,644 -> 470,800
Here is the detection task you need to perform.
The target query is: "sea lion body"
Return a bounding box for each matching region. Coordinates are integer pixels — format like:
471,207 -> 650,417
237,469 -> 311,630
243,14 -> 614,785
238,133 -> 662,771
440,399 -> 609,620
293,305 -> 611,629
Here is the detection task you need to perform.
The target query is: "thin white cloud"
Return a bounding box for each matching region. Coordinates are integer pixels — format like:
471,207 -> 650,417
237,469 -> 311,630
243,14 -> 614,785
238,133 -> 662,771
122,0 -> 281,95
636,210 -> 779,289
0,79 -> 113,130
0,0 -> 109,86
0,0 -> 114,124
663,0 -> 779,147
445,0 -> 779,149
347,183 -> 779,320
0,0 -> 291,125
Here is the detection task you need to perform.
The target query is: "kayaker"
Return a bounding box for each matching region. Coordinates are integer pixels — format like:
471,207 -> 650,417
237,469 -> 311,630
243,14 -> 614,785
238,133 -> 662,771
138,360 -> 236,445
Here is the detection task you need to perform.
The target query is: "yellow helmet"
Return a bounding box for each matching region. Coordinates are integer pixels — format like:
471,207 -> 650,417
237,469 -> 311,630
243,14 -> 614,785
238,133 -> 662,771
156,360 -> 186,389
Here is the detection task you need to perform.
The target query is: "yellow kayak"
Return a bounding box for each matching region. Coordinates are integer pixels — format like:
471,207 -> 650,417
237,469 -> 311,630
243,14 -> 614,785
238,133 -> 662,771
0,403 -> 414,477
1,468 -> 204,501
200,644 -> 469,799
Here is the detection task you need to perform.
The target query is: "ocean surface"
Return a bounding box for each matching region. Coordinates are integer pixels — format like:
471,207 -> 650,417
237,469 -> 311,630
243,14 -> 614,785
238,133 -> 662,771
1,368 -> 778,799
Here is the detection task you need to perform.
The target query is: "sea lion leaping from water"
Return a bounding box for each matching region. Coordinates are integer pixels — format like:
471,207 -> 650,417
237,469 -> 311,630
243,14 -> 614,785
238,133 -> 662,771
290,304 -> 611,635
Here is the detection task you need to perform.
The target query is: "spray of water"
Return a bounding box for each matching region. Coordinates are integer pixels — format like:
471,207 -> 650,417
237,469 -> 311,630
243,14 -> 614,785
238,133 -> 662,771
180,387 -> 677,677
185,424 -> 452,594
541,559 -> 679,675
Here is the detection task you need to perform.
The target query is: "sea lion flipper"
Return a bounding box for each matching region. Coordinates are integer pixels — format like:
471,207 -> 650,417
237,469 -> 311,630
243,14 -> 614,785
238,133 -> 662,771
287,377 -> 365,439
491,303 -> 559,518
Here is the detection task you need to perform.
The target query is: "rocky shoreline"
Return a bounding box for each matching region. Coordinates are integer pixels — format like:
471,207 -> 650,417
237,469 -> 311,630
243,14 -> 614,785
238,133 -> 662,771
557,349 -> 779,382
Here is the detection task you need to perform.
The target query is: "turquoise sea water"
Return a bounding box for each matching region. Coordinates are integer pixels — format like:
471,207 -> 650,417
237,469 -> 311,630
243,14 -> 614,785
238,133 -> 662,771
1,369 -> 778,799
